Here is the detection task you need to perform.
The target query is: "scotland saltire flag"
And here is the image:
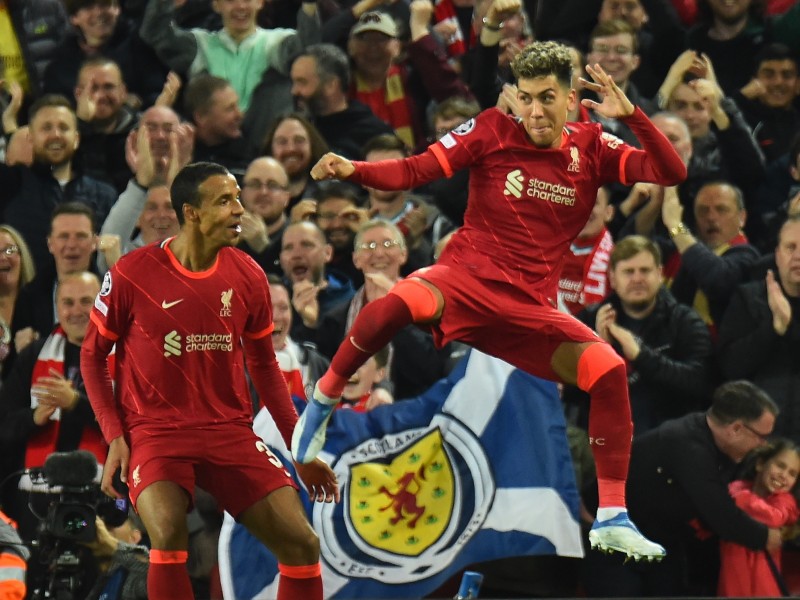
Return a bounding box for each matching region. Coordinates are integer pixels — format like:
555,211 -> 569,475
219,350 -> 583,599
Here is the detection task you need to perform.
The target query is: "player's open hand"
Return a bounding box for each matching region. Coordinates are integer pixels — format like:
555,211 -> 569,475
311,153 -> 355,181
295,458 -> 340,503
580,63 -> 635,119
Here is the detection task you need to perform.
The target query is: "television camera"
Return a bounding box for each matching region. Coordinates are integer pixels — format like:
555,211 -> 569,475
29,450 -> 128,600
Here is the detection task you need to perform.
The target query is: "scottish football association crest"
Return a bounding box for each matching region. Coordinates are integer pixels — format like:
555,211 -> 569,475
315,421 -> 495,584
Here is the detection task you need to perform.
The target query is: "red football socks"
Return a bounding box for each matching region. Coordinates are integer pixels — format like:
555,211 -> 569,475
277,562 -> 323,600
148,549 -> 192,599
578,344 -> 632,508
319,293 -> 413,399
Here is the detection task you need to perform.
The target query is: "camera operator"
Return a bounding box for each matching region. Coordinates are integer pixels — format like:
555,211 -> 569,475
84,513 -> 148,600
0,272 -> 106,543
0,508 -> 28,599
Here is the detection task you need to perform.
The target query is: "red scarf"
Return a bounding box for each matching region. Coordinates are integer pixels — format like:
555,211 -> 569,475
275,340 -> 307,401
352,65 -> 416,148
559,228 -> 614,315
25,327 -> 113,469
433,0 -> 475,58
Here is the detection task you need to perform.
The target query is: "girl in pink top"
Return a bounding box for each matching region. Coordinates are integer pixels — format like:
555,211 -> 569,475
718,439 -> 800,597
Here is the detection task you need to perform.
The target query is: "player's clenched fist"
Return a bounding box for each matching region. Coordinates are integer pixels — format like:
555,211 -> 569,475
311,152 -> 355,181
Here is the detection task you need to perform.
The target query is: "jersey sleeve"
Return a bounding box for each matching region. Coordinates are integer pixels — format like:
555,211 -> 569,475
348,108 -> 501,190
242,259 -> 274,339
90,267 -> 132,342
82,268 -> 131,443
595,107 -> 687,187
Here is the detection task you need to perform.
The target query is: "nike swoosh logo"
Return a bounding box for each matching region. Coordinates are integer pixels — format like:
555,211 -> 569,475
161,299 -> 184,309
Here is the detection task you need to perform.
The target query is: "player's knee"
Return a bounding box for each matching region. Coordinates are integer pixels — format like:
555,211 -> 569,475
576,342 -> 625,393
278,528 -> 320,565
389,278 -> 441,322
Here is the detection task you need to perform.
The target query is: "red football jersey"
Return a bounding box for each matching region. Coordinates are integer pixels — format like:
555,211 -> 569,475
90,239 -> 273,433
350,108 -> 680,305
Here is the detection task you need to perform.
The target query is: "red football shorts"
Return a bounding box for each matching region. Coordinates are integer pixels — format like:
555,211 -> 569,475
411,262 -> 599,382
127,423 -> 298,518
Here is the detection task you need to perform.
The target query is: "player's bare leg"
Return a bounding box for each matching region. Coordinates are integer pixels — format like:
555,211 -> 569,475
552,341 -> 666,562
292,279 -> 444,463
135,481 -> 194,599
239,487 -> 323,600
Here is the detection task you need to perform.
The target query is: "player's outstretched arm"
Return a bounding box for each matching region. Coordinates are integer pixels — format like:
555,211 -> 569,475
579,63 -> 635,119
311,152 -> 355,181
294,459 -> 341,503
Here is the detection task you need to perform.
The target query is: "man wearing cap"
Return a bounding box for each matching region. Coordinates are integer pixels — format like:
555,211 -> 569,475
290,43 -> 394,160
341,2 -> 473,150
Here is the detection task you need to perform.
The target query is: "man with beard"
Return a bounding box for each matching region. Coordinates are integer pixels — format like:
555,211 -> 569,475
290,43 -> 393,160
564,235 -> 713,435
279,221 -> 354,343
0,95 -> 116,272
238,157 -> 292,275
663,181 -> 760,336
313,182 -> 367,287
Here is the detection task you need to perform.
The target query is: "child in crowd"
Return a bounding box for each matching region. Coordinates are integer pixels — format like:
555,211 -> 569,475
718,439 -> 800,597
338,347 -> 391,413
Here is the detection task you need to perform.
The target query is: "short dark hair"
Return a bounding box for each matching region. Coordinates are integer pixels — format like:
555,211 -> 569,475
170,162 -> 232,225
301,44 -> 351,91
511,41 -> 574,89
77,56 -> 123,81
362,133 -> 408,158
610,235 -> 662,269
313,181 -> 361,206
63,0 -> 117,17
707,380 -> 779,426
755,43 -> 798,71
28,94 -> 75,124
50,202 -> 97,233
184,75 -> 231,119
738,437 -> 800,485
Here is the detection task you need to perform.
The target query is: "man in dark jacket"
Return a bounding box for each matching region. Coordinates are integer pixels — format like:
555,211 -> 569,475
0,95 -> 115,272
718,214 -> 800,441
42,0 -> 167,107
290,44 -> 394,160
565,235 -> 713,435
583,380 -> 783,597
663,181 -> 760,336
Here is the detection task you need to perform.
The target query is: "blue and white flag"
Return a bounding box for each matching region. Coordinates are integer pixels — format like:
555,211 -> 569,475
219,350 -> 582,599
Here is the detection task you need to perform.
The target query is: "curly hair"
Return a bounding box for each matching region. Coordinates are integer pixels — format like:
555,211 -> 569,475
511,41 -> 574,89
